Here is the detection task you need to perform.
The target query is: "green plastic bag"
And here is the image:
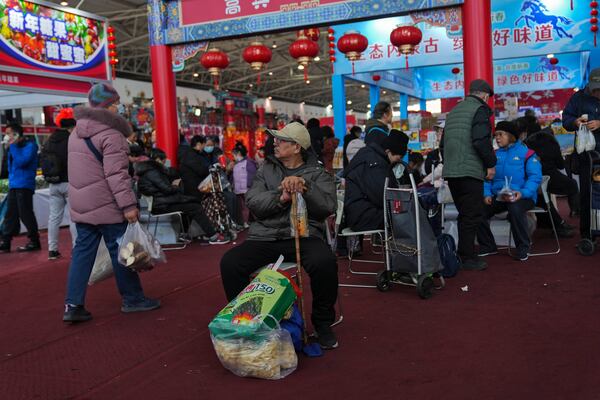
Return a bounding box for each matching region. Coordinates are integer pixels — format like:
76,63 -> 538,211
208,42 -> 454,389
209,266 -> 297,340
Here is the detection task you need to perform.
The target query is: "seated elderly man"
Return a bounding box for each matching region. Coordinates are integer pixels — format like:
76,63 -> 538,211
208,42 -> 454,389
220,122 -> 339,349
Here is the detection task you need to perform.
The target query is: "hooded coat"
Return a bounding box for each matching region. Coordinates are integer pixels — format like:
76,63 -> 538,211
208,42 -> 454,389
68,106 -> 137,225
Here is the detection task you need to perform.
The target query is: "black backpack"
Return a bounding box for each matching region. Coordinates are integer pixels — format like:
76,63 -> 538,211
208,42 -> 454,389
40,145 -> 62,183
437,233 -> 460,278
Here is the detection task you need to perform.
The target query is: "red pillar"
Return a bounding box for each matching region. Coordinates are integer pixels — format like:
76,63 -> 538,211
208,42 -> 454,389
150,45 -> 179,166
462,0 -> 493,100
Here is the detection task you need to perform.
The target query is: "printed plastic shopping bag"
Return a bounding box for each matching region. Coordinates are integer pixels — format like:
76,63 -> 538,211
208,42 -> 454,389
118,222 -> 166,271
290,193 -> 309,238
88,238 -> 112,285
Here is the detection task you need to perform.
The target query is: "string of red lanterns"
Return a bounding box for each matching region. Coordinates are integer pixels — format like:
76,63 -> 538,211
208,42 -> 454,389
107,26 -> 117,80
200,48 -> 230,90
337,31 -> 368,75
298,28 -> 320,42
288,32 -> 320,82
328,28 -> 336,73
389,25 -> 423,69
592,1 -> 598,47
242,42 -> 272,85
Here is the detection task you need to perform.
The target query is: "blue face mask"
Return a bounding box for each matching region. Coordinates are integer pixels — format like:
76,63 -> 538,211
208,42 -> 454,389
204,146 -> 214,154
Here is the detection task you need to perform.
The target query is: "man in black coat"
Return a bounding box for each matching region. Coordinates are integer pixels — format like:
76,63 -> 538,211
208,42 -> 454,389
43,113 -> 78,259
344,129 -> 410,232
178,136 -> 210,200
306,118 -> 323,160
137,149 -> 227,244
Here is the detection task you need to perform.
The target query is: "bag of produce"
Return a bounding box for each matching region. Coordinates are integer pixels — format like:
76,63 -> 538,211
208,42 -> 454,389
118,221 -> 166,271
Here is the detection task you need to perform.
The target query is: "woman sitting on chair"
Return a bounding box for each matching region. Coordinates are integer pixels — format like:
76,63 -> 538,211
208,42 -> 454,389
135,149 -> 229,245
477,121 -> 542,262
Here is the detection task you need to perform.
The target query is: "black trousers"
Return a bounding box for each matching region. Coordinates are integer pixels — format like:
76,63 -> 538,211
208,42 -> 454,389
477,198 -> 535,252
155,201 -> 216,237
546,169 -> 580,214
220,237 -> 338,329
2,188 -> 39,242
447,177 -> 484,261
536,195 -> 564,229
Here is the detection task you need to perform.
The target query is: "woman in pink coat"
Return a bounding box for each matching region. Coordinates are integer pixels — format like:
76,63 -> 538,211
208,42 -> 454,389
63,83 -> 160,323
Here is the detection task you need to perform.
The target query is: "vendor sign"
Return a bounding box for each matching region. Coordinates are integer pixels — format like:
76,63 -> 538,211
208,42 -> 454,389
0,0 -> 108,82
334,0 -> 592,76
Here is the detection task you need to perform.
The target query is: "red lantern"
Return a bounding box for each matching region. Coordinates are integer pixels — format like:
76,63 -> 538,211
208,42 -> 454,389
372,74 -> 381,82
107,26 -> 115,35
452,67 -> 461,74
109,51 -> 117,58
390,25 -> 423,69
328,27 -> 336,73
337,31 -> 368,75
298,28 -> 320,41
242,42 -> 272,85
289,33 -> 320,81
549,57 -> 559,65
592,1 -> 598,7
593,0 -> 599,46
108,43 -> 116,50
107,25 -> 118,80
201,48 -> 230,89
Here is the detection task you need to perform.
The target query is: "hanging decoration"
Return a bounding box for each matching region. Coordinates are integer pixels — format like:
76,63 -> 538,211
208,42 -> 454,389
298,28 -> 320,42
288,33 -> 320,82
451,67 -> 461,74
200,48 -> 230,90
549,57 -> 559,66
592,1 -> 599,46
327,28 -> 336,73
337,31 -> 368,75
389,25 -> 423,69
242,42 -> 272,85
372,74 -> 381,82
107,26 -> 118,80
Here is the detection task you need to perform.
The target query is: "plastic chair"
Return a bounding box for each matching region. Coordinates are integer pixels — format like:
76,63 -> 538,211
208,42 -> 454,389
141,195 -> 188,251
508,175 -> 560,257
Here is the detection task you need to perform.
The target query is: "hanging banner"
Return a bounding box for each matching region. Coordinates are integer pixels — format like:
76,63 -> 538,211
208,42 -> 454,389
421,52 -> 586,99
333,0 -> 592,76
163,0 -> 463,44
0,0 -> 109,83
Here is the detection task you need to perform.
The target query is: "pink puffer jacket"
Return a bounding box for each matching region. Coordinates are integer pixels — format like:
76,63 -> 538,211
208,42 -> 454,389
68,106 -> 137,225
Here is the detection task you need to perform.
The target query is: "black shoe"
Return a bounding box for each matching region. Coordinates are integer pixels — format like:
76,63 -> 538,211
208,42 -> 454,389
0,241 -> 10,253
315,326 -> 338,350
478,247 -> 499,257
63,304 -> 92,323
514,252 -> 529,261
17,241 -> 41,252
562,222 -> 576,230
556,227 -> 575,239
461,258 -> 487,271
48,250 -> 62,260
121,297 -> 161,313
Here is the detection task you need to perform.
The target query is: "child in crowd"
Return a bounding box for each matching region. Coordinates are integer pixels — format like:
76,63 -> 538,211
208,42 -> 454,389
477,121 -> 542,262
232,142 -> 258,227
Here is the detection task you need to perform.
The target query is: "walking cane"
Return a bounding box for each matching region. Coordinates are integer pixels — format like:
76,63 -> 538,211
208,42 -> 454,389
291,193 -> 323,357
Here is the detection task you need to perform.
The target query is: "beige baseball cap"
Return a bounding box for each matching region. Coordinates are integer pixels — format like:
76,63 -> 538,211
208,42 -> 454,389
267,122 -> 312,150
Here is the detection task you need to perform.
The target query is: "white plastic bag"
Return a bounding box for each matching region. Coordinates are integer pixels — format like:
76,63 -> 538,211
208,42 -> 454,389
497,176 -> 516,202
198,174 -> 214,193
437,180 -> 453,204
290,193 -> 309,238
576,123 -> 596,153
118,221 -> 166,271
88,238 -> 112,285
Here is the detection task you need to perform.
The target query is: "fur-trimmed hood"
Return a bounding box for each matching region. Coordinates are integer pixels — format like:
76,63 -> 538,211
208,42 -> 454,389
73,106 -> 132,139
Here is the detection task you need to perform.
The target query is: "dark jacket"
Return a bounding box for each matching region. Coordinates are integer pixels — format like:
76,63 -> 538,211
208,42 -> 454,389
44,128 -> 70,183
136,160 -> 192,210
364,119 -> 389,146
178,145 -> 209,199
443,95 -> 496,180
563,86 -> 600,150
424,148 -> 442,175
307,125 -> 323,159
343,142 -> 405,231
7,138 -> 38,191
246,153 -> 336,241
524,128 -> 564,174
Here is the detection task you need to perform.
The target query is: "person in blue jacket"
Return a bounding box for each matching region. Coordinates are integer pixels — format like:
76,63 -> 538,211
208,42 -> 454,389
477,121 -> 542,262
0,123 -> 40,253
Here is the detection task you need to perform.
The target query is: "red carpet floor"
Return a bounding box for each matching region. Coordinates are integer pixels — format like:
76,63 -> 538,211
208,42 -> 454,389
1,213 -> 600,400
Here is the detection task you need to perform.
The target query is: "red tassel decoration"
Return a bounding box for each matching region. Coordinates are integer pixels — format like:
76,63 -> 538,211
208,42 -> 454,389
405,54 -> 409,69
304,68 -> 308,81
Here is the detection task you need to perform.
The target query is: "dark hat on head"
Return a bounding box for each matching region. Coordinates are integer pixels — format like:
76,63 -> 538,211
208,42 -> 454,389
469,79 -> 494,96
496,121 -> 519,141
88,83 -> 120,108
382,129 -> 409,156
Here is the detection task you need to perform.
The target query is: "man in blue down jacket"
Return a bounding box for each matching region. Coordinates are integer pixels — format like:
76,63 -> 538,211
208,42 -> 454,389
0,123 -> 40,253
477,121 -> 542,262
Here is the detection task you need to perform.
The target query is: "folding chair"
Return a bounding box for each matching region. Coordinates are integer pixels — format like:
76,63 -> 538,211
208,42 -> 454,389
141,195 -> 188,251
508,175 -> 560,256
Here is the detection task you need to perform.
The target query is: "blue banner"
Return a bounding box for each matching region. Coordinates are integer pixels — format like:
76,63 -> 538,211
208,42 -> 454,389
333,0 -> 593,76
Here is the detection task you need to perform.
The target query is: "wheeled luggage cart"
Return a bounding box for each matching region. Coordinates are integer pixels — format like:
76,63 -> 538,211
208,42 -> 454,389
577,150 -> 600,255
376,174 -> 445,299
201,165 -> 238,240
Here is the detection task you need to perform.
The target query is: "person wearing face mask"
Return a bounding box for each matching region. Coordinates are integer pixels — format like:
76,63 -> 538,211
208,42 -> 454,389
135,149 -> 228,244
442,79 -> 497,271
232,142 -> 258,227
62,83 -> 160,323
364,101 -> 393,146
343,129 -> 410,233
